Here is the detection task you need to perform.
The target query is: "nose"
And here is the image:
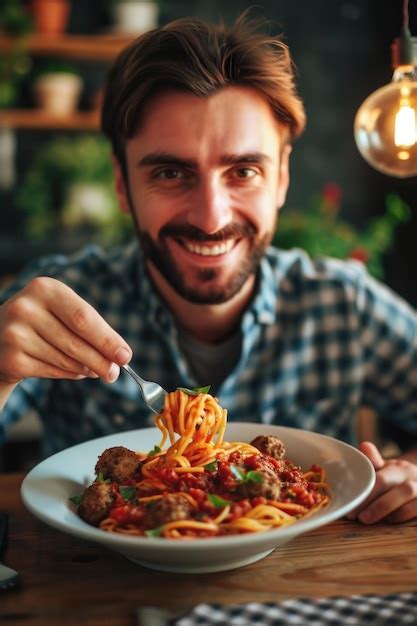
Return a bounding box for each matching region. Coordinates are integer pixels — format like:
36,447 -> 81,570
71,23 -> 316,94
186,176 -> 233,234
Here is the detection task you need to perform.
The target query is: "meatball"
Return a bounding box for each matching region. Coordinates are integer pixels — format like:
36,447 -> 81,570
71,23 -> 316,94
78,480 -> 115,526
147,494 -> 193,528
250,435 -> 286,460
95,446 -> 141,483
236,467 -> 281,500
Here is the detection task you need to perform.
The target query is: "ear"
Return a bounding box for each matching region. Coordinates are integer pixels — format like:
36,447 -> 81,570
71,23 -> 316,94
276,143 -> 292,209
111,155 -> 131,214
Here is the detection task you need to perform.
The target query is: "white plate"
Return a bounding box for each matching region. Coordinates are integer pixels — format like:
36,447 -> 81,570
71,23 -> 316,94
21,423 -> 375,573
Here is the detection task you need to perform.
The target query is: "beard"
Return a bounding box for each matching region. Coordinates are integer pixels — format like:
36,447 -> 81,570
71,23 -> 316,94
136,221 -> 274,305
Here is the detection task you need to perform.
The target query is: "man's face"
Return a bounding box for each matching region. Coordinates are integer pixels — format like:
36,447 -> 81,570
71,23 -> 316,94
114,86 -> 291,304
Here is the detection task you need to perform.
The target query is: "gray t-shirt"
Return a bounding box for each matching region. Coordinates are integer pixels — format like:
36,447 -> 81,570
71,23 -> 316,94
177,327 -> 242,394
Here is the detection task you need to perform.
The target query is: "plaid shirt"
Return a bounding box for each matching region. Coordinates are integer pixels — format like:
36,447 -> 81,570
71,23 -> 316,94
1,242 -> 417,458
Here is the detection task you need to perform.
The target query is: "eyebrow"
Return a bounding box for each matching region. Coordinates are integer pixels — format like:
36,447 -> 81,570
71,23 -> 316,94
136,151 -> 272,169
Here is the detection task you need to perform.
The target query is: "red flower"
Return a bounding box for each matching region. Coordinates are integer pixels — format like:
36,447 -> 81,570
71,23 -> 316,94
322,183 -> 342,216
322,182 -> 342,206
349,247 -> 369,264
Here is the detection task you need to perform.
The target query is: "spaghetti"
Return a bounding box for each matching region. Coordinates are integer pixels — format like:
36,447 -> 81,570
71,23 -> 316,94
73,389 -> 330,539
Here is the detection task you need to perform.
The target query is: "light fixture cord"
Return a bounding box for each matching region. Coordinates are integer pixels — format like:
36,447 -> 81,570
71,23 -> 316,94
403,0 -> 410,31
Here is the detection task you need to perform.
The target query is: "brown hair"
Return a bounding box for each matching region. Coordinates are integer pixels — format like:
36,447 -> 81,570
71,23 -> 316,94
102,14 -> 306,169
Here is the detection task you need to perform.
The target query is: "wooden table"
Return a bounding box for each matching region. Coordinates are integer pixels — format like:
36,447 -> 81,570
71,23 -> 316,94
2,473 -> 417,626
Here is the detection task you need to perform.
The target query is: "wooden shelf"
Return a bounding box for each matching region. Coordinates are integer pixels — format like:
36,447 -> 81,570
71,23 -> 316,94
0,33 -> 135,61
0,33 -> 132,129
0,109 -> 100,130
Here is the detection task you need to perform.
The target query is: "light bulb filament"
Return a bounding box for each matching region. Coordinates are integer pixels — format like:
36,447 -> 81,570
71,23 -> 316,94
394,100 -> 416,147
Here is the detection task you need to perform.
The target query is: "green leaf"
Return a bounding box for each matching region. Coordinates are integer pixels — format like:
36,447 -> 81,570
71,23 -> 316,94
177,385 -> 211,396
230,464 -> 246,481
204,461 -> 218,473
147,445 -> 161,457
230,465 -> 263,484
119,486 -> 136,502
207,494 -> 232,508
69,494 -> 82,506
273,187 -> 410,281
246,471 -> 263,484
145,527 -> 162,537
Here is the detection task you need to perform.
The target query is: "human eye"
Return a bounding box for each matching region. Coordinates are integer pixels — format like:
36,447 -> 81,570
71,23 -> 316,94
153,167 -> 185,180
233,167 -> 259,180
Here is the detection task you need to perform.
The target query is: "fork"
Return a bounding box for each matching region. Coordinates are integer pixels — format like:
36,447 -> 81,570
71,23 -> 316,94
122,364 -> 166,414
0,513 -> 21,591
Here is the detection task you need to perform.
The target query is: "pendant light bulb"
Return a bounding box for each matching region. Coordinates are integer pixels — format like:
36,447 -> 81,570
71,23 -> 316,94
354,4 -> 417,178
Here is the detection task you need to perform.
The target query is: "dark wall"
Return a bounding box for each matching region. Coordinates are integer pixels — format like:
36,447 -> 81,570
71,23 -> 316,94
2,0 -> 416,304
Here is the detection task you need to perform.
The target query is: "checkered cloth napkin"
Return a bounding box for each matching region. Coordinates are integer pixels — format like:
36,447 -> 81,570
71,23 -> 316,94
175,593 -> 417,625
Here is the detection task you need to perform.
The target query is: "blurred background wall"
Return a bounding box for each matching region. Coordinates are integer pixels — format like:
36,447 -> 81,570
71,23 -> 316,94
0,0 -> 416,304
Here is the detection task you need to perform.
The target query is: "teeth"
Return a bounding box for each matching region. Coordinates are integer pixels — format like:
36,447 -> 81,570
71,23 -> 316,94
184,240 -> 234,256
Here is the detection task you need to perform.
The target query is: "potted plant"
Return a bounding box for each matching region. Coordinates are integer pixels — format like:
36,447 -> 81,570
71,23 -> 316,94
274,183 -> 411,280
29,0 -> 70,37
111,0 -> 159,34
32,60 -> 83,115
0,0 -> 32,108
0,45 -> 31,108
16,134 -> 133,244
0,0 -> 33,36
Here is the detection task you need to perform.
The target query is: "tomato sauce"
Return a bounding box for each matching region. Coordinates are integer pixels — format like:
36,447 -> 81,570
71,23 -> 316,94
102,450 -> 326,536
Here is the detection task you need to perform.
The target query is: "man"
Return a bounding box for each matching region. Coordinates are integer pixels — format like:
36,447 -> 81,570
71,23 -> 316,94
0,16 -> 416,523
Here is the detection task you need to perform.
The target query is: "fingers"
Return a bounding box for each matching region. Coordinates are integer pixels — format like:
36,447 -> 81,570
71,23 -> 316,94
40,278 -> 132,367
356,467 -> 417,523
0,327 -> 96,382
32,306 -> 121,381
358,441 -> 385,470
385,498 -> 417,523
347,456 -> 417,524
25,330 -> 100,379
1,277 -> 133,384
3,350 -> 94,381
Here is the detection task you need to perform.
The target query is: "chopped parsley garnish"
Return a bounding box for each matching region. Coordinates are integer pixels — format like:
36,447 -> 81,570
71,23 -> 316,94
245,470 -> 263,484
207,494 -> 232,508
119,486 -> 136,502
230,464 -> 263,484
176,385 -> 211,396
145,527 -> 162,537
148,445 -> 161,457
69,494 -> 82,506
204,461 -> 218,473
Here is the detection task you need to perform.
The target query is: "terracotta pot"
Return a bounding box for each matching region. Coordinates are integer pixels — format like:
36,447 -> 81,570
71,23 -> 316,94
31,0 -> 70,37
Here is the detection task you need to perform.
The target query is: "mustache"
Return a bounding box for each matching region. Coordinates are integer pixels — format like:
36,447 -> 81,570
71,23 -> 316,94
159,222 -> 257,242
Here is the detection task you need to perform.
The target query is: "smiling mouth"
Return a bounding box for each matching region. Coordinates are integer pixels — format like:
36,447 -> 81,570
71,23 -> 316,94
178,238 -> 236,257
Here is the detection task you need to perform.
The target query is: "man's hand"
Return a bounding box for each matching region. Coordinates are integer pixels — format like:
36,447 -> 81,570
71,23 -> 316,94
0,276 -> 132,387
347,441 -> 417,524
